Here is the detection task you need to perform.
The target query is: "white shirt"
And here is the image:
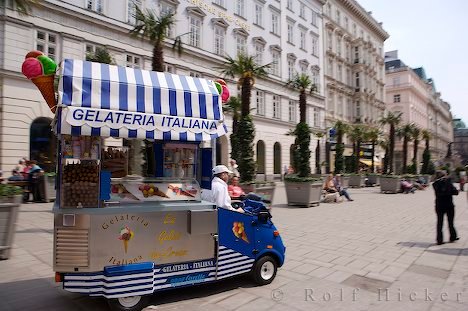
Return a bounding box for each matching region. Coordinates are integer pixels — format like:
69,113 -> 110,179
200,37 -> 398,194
211,176 -> 235,211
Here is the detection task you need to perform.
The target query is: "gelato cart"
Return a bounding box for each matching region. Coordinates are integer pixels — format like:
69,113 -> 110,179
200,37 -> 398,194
44,59 -> 285,311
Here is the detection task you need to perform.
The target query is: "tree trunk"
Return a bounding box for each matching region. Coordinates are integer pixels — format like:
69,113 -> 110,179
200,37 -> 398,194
389,125 -> 395,174
152,42 -> 164,72
371,141 -> 375,173
413,138 -> 419,171
315,139 -> 320,174
299,91 -> 307,123
355,140 -> 361,174
402,136 -> 408,174
241,78 -> 252,118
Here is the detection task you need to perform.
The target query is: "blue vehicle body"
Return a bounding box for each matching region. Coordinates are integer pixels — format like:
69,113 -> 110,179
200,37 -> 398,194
62,208 -> 285,299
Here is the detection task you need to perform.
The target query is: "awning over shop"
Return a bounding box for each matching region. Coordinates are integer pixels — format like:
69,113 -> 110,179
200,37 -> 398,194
359,159 -> 381,167
54,59 -> 227,141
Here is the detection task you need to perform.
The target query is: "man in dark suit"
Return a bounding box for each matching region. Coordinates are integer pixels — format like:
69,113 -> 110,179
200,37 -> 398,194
432,170 -> 459,245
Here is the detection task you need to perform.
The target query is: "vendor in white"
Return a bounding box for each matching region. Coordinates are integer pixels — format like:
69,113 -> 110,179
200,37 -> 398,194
211,165 -> 244,213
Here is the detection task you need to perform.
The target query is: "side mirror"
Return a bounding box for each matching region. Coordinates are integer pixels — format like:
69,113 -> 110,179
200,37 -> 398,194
258,211 -> 271,223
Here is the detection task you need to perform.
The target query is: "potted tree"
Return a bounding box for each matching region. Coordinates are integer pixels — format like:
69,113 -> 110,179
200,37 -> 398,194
379,112 -> 403,193
348,124 -> 366,187
284,74 -> 322,207
365,127 -> 381,186
420,129 -> 434,183
220,53 -> 272,195
0,184 -> 22,259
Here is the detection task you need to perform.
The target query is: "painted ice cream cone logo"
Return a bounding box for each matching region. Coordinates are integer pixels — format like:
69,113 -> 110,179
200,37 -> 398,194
232,222 -> 249,243
118,226 -> 134,253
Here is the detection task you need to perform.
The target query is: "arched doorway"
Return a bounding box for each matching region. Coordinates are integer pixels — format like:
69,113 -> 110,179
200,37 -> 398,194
30,117 -> 56,172
273,142 -> 281,174
256,140 -> 265,174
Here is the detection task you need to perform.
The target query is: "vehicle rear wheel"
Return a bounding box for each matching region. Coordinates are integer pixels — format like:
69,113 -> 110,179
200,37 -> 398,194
252,255 -> 277,285
107,295 -> 151,311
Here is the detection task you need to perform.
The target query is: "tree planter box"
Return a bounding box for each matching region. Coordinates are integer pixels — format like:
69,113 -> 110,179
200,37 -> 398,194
0,196 -> 21,260
380,177 -> 401,194
348,175 -> 365,188
340,176 -> 350,188
367,175 -> 380,186
43,175 -> 56,202
285,181 -> 323,207
240,183 -> 276,203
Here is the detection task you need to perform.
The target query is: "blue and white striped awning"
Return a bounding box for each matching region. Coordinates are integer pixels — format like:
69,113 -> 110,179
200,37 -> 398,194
55,59 -> 227,141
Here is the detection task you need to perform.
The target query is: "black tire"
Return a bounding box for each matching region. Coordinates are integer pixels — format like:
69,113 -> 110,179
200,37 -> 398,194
251,255 -> 278,285
107,295 -> 151,311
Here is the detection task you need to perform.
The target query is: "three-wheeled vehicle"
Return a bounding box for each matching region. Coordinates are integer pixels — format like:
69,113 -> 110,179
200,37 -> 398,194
50,59 -> 286,310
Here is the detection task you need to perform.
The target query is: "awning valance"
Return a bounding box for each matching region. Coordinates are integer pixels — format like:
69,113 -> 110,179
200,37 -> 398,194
54,59 -> 227,141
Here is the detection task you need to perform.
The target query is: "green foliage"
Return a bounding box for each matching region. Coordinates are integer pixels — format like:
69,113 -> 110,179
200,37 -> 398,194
345,155 -> 356,173
294,122 -> 311,178
284,174 -> 321,183
86,47 -> 114,64
230,133 -> 240,163
407,164 -> 417,174
420,148 -> 431,174
237,116 -> 256,183
8,0 -> 38,16
0,184 -> 22,197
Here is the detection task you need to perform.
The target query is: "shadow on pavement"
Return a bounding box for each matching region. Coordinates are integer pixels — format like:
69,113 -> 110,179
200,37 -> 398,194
428,248 -> 467,256
272,204 -> 320,209
0,277 -> 108,311
397,241 -> 435,248
147,275 -> 257,307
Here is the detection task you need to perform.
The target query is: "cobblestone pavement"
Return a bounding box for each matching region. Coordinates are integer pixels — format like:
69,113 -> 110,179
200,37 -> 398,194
1,184 -> 467,311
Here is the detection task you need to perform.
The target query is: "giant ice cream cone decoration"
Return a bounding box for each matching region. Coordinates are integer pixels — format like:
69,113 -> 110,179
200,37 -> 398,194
21,50 -> 58,112
118,226 -> 134,253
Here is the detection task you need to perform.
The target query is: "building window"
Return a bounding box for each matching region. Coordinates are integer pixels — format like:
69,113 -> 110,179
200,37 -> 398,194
313,107 -> 319,127
127,0 -> 141,24
336,37 -> 341,56
273,95 -> 281,119
311,10 -> 317,26
311,68 -> 319,89
337,64 -> 342,82
236,0 -> 245,17
287,22 -> 294,44
327,30 -> 332,50
288,58 -> 295,80
393,94 -> 401,103
87,0 -> 103,13
335,9 -> 341,25
189,15 -> 202,47
36,30 -> 57,61
355,101 -> 360,118
337,96 -> 343,117
300,29 -> 306,50
288,100 -> 296,122
353,23 -> 357,36
311,35 -> 318,56
355,72 -> 360,88
346,68 -> 351,85
287,0 -> 293,11
160,2 -> 176,38
273,142 -> 281,174
271,12 -> 279,35
126,54 -> 141,68
256,90 -> 265,116
299,2 -> 305,18
255,3 -> 263,26
344,16 -> 349,31
255,44 -> 264,64
300,63 -> 307,74
271,50 -> 280,76
213,0 -> 225,7
163,64 -> 175,73
354,46 -> 359,63
190,71 -> 202,78
214,26 -> 225,56
236,35 -> 247,55
328,59 -> 333,76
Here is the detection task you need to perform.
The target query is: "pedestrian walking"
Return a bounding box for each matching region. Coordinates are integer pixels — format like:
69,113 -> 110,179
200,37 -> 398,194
432,170 -> 459,245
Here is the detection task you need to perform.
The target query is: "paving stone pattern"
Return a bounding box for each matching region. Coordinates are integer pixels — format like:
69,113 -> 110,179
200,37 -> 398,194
0,184 -> 467,311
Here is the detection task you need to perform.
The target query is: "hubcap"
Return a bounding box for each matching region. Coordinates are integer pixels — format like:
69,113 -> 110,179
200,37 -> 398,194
260,261 -> 275,280
118,296 -> 142,308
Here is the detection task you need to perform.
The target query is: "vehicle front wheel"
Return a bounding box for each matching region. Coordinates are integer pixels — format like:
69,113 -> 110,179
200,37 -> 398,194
252,255 -> 277,285
107,295 -> 151,311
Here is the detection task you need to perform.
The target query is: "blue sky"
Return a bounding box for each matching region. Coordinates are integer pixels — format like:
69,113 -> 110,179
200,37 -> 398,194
358,0 -> 468,123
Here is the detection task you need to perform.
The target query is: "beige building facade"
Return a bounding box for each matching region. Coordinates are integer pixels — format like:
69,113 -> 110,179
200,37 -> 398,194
0,0 -> 328,178
385,50 -> 453,173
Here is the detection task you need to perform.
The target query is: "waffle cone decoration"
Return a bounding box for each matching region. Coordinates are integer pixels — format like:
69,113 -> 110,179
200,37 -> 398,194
118,226 -> 134,254
32,75 -> 56,112
123,240 -> 129,253
21,50 -> 58,113
232,222 -> 249,243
